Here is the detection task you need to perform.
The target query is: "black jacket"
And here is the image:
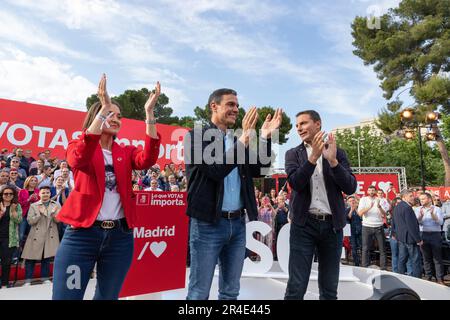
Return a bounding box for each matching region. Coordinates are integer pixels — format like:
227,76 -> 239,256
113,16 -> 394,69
285,143 -> 357,230
184,123 -> 271,223
392,201 -> 421,244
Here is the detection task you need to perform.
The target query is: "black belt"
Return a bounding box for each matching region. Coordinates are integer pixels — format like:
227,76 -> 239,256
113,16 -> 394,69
308,212 -> 332,222
93,218 -> 128,230
221,209 -> 245,219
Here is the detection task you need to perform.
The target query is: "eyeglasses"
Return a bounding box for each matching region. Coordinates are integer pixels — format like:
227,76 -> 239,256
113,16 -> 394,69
2,193 -> 13,196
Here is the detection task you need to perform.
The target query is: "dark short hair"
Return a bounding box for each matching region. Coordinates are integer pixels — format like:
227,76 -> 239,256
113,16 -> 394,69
207,88 -> 237,107
39,186 -> 51,192
347,195 -> 356,200
367,185 -> 377,191
296,110 -> 321,122
420,192 -> 433,200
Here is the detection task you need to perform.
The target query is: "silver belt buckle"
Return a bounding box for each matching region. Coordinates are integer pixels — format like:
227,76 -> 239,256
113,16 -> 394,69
227,211 -> 232,219
101,220 -> 115,229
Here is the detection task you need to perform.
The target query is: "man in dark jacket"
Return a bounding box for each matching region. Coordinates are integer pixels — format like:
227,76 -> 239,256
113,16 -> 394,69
392,189 -> 423,278
284,110 -> 357,300
184,88 -> 282,300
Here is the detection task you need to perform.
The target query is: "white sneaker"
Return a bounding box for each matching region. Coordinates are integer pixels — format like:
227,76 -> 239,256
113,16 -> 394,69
42,280 -> 52,285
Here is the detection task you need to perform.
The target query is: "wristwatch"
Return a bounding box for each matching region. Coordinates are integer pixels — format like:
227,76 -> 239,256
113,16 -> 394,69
145,118 -> 157,125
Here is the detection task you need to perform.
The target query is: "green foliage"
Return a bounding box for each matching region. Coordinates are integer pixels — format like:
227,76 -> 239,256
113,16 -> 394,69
351,0 -> 450,132
335,126 -> 444,186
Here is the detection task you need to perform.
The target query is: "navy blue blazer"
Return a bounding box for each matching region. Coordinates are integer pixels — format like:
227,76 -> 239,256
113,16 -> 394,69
392,200 -> 421,244
285,143 -> 357,230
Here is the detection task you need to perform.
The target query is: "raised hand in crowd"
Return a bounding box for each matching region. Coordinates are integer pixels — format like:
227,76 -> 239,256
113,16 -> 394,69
261,108 -> 283,139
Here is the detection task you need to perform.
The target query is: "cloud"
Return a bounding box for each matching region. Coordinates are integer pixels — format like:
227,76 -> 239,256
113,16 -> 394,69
0,10 -> 93,60
0,46 -> 96,110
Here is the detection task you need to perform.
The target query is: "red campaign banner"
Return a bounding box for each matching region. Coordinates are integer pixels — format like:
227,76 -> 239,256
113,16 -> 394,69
354,174 -> 399,200
0,98 -> 188,167
425,187 -> 450,200
119,191 -> 189,298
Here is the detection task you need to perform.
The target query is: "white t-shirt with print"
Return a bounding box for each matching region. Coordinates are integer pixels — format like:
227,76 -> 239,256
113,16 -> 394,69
358,196 -> 389,228
97,149 -> 125,221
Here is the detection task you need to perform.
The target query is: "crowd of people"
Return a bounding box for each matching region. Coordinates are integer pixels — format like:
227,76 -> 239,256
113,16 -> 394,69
0,146 -> 187,289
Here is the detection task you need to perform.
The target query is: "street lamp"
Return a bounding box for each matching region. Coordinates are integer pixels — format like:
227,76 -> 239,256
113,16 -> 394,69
400,108 -> 439,192
352,137 -> 365,168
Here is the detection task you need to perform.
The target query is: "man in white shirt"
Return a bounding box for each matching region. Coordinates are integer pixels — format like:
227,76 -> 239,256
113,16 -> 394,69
415,192 -> 445,284
358,185 -> 389,270
144,179 -> 162,191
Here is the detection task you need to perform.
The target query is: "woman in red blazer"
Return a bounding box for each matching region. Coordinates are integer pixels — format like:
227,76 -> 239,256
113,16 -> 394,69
52,74 -> 161,300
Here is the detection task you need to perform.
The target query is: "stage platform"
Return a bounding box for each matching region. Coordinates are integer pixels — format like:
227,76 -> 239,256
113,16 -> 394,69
1,262 -> 449,300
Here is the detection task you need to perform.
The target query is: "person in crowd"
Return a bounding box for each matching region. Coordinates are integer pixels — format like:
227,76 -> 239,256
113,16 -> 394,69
442,197 -> 450,240
21,186 -> 60,286
52,74 -> 161,300
166,174 -> 179,191
180,176 -> 187,192
59,167 -> 75,190
144,179 -> 163,191
258,196 -> 277,253
37,165 -> 53,188
415,192 -> 445,284
176,165 -> 184,181
388,197 -> 412,274
43,149 -> 52,162
0,185 -> 22,288
50,176 -> 70,241
284,110 -> 357,300
9,157 -> 27,185
18,176 -> 40,245
6,148 -> 29,174
358,185 -> 388,270
170,185 -> 180,192
254,187 -> 261,207
269,188 -> 277,206
346,196 -> 362,266
143,166 -> 166,190
53,160 -> 74,182
184,88 -> 281,300
8,168 -> 24,189
392,189 -> 422,278
29,159 -> 45,176
0,169 -> 10,188
23,150 -> 35,170
274,195 -> 289,243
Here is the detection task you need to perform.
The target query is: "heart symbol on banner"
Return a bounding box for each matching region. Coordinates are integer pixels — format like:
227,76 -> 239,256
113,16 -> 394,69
150,241 -> 167,258
378,182 -> 391,194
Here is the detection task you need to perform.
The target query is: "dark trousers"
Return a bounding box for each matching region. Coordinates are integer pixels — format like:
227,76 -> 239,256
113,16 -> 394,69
420,232 -> 444,281
350,232 -> 362,266
285,216 -> 343,300
362,225 -> 386,269
0,238 -> 14,286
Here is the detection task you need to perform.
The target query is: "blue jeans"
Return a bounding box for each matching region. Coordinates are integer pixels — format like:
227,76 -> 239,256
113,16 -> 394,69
187,216 -> 246,300
52,223 -> 134,300
285,216 -> 343,300
19,219 -> 30,244
390,237 -> 412,274
398,242 -> 422,278
25,258 -> 51,282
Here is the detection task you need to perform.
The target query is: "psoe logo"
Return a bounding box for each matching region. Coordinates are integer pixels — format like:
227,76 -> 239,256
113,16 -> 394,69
138,241 -> 168,260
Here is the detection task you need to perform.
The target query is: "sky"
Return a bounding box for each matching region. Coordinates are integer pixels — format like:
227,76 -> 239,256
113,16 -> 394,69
0,0 -> 405,167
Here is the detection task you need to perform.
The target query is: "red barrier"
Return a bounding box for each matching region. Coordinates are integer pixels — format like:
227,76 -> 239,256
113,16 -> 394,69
119,191 -> 189,298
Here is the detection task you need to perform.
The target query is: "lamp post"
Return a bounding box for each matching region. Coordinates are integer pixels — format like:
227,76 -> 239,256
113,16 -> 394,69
400,108 -> 439,192
352,137 -> 365,168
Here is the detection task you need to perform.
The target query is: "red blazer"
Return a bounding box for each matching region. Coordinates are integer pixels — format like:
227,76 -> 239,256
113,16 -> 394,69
18,188 -> 40,216
57,130 -> 161,228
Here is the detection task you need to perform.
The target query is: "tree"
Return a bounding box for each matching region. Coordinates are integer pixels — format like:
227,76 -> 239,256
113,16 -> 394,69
335,126 -> 444,186
85,88 -> 194,127
351,0 -> 450,186
193,104 -> 292,144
